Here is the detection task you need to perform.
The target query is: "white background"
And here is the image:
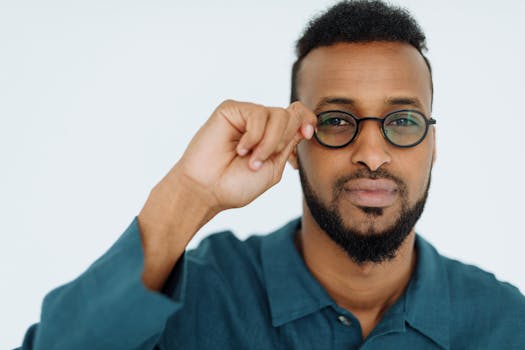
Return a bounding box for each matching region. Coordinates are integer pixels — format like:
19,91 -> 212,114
1,0 -> 524,348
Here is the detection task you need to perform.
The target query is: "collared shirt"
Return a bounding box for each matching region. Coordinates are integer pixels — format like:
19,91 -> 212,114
20,218 -> 525,349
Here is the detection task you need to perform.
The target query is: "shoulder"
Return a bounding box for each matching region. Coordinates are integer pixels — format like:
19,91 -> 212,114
441,254 -> 525,346
184,218 -> 300,278
442,255 -> 524,310
178,228 -> 277,300
186,230 -> 265,273
416,235 -> 524,346
416,235 -> 524,311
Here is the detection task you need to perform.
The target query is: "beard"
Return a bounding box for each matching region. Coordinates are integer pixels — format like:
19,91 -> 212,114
298,160 -> 431,265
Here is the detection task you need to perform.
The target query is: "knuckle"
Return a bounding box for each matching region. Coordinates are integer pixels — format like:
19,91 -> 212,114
289,101 -> 316,124
245,106 -> 268,125
252,104 -> 268,115
289,101 -> 302,110
290,102 -> 305,118
219,99 -> 236,108
273,108 -> 288,119
289,108 -> 302,124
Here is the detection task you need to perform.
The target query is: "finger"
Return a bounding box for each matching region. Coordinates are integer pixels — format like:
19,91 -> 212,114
287,101 -> 316,139
268,131 -> 304,184
249,108 -> 288,168
268,102 -> 315,156
251,103 -> 316,171
235,106 -> 269,157
275,106 -> 308,153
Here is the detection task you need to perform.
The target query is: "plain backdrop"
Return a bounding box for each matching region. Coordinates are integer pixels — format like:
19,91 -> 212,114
1,0 -> 524,348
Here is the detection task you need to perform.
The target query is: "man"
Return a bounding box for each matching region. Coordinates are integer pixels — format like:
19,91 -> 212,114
19,1 -> 525,349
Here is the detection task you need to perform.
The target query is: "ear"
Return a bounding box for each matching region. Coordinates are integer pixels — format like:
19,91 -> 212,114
287,145 -> 299,170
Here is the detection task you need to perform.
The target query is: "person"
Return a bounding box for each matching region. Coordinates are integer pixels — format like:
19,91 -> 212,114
18,1 -> 525,349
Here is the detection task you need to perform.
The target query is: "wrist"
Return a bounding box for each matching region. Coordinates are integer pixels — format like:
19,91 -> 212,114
137,166 -> 219,290
140,169 -> 218,250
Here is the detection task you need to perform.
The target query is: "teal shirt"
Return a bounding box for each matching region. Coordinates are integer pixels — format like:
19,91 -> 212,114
20,218 -> 525,349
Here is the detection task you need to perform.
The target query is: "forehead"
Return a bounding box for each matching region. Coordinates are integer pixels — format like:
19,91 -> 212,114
297,42 -> 432,114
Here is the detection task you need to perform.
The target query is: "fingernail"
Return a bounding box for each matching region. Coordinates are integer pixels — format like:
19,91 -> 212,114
238,148 -> 248,156
303,124 -> 314,139
252,160 -> 262,170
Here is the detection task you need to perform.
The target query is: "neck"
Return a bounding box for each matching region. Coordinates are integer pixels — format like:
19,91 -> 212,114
297,213 -> 417,337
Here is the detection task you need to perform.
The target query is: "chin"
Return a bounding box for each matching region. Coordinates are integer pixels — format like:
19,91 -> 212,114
341,206 -> 401,233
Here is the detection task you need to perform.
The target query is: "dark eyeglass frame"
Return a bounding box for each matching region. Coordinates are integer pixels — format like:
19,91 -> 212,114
314,109 -> 437,149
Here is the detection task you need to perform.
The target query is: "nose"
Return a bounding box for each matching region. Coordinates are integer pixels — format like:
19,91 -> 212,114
350,120 -> 391,171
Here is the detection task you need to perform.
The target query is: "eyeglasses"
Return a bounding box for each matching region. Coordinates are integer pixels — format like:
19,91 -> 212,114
314,109 -> 436,148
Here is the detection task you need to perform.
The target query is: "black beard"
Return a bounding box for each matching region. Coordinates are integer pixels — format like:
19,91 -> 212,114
298,161 -> 431,264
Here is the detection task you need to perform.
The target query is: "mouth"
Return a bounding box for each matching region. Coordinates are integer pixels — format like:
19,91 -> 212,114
342,179 -> 398,208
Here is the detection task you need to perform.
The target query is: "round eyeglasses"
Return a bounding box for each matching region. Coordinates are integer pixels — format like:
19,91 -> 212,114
314,109 -> 436,148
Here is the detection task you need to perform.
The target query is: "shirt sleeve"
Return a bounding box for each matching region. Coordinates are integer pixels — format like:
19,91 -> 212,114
17,217 -> 182,350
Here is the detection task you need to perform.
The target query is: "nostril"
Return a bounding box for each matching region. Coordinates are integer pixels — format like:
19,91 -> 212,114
350,142 -> 392,172
355,160 -> 384,172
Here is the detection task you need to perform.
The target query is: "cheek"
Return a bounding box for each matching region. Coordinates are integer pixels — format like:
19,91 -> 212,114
297,141 -> 343,191
402,149 -> 434,202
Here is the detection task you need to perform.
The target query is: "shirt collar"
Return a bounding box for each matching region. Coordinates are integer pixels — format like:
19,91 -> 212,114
260,217 -> 451,348
404,235 -> 451,349
261,217 -> 333,327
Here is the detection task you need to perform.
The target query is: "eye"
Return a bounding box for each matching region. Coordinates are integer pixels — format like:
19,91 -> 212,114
389,117 -> 416,126
385,112 -> 423,128
391,118 -> 416,126
320,117 -> 349,126
317,111 -> 354,128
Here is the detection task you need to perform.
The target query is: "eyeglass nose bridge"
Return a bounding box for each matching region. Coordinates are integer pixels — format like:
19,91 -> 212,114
351,116 -> 388,143
354,116 -> 385,123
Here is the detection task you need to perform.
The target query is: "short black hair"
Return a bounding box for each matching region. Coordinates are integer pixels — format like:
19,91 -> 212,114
290,0 -> 432,104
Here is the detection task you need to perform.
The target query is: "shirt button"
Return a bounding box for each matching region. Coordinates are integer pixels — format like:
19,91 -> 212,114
337,315 -> 352,326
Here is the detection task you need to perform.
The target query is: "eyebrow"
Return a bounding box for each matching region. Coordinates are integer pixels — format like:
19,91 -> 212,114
385,97 -> 424,109
314,97 -> 355,112
314,96 -> 424,113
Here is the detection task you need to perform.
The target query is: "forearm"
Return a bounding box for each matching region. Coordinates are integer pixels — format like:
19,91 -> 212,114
138,166 -> 218,291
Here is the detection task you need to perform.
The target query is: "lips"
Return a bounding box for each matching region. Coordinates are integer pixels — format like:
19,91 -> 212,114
342,178 -> 398,207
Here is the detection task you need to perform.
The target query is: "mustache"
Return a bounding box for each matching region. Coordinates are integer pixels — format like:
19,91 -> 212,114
333,168 -> 408,197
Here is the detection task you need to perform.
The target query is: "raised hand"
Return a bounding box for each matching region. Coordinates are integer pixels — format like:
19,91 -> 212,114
174,100 -> 316,211
138,100 -> 316,290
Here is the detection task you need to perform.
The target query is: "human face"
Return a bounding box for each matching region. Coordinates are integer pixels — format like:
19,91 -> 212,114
289,42 -> 435,251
